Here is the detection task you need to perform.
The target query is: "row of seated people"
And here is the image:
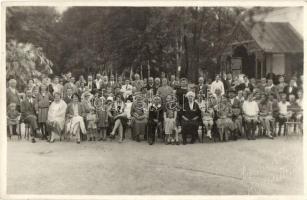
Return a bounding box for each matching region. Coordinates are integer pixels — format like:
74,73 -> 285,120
7,82 -> 303,144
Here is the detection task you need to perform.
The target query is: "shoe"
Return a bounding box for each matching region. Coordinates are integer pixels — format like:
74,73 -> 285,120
77,141 -> 80,144
149,141 -> 153,145
49,139 -> 55,143
109,135 -> 115,139
31,138 -> 36,143
183,141 -> 187,145
176,141 -> 180,145
89,137 -> 92,141
98,138 -> 103,141
118,140 -> 123,143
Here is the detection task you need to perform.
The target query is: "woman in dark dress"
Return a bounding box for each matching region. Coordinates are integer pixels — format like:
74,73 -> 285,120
179,91 -> 202,145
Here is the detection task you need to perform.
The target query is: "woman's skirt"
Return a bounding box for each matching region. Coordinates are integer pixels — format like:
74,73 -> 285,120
97,110 -> 108,128
164,118 -> 176,135
133,118 -> 147,136
38,107 -> 49,123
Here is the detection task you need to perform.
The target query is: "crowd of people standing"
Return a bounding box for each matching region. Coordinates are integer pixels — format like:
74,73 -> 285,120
6,71 -> 303,145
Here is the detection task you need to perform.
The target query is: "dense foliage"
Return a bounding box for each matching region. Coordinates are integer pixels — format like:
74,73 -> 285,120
7,6 -> 269,83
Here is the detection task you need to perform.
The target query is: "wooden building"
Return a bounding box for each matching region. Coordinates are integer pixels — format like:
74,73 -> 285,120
221,20 -> 303,79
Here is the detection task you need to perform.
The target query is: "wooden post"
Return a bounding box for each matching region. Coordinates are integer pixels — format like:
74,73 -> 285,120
255,52 -> 258,79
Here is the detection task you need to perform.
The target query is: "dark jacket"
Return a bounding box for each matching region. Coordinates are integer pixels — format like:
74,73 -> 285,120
20,98 -> 36,120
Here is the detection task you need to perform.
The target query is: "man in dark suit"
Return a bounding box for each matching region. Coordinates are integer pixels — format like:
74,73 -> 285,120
283,78 -> 298,100
21,90 -> 39,143
87,75 -> 97,94
195,76 -> 209,98
63,87 -> 73,104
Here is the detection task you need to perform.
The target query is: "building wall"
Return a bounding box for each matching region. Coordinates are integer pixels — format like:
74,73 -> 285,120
253,7 -> 303,37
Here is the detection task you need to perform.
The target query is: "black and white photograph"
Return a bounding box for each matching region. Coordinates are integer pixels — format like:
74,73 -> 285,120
1,1 -> 305,199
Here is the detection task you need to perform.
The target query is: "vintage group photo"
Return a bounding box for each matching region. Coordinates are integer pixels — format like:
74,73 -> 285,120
3,4 -> 304,197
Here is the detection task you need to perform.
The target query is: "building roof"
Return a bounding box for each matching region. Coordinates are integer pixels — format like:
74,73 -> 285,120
242,21 -> 303,53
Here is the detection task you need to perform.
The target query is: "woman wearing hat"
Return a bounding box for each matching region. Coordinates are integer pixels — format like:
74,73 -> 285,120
179,91 -> 201,145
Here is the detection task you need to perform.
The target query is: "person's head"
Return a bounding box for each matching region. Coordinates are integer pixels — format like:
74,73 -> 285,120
79,75 -> 84,81
298,90 -> 303,99
180,78 -> 187,87
247,92 -> 253,101
215,88 -> 222,96
228,90 -> 236,99
237,90 -> 243,98
84,92 -> 91,100
268,93 -> 275,101
261,77 -> 267,84
215,74 -> 221,82
279,76 -> 285,83
118,76 -> 123,83
281,93 -> 287,102
80,81 -> 85,87
267,79 -> 273,86
72,93 -> 80,103
243,75 -> 249,82
250,78 -> 256,85
148,77 -> 154,85
9,103 -> 17,111
186,91 -> 195,102
260,93 -> 267,103
125,79 -> 130,85
40,84 -> 47,93
155,78 -> 161,86
106,96 -> 114,104
70,77 -> 75,83
88,75 -> 93,82
54,76 -> 59,84
226,73 -> 232,80
67,72 -> 72,78
166,94 -> 173,102
67,88 -> 73,96
198,77 -> 204,84
153,96 -> 161,105
134,73 -> 140,80
197,94 -> 203,102
170,75 -> 176,81
243,90 -> 249,99
90,107 -> 95,114
110,75 -> 114,82
161,78 -> 168,86
96,74 -> 101,80
32,86 -> 39,96
54,92 -> 61,102
28,79 -> 34,86
103,76 -> 108,82
9,79 -> 17,88
115,95 -> 122,102
26,90 -> 32,98
289,94 -> 296,103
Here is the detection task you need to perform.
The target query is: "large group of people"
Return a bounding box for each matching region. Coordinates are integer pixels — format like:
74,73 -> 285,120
6,71 -> 303,145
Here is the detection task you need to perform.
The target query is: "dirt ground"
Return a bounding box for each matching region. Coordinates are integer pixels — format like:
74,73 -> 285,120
7,135 -> 303,195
